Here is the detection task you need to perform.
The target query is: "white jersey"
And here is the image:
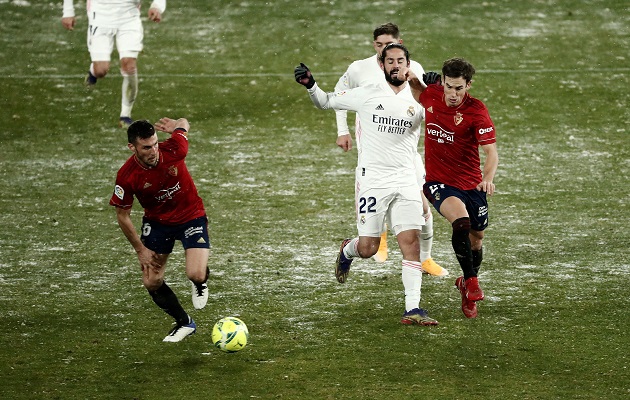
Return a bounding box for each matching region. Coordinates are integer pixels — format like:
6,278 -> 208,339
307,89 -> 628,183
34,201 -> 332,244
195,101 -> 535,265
334,54 -> 425,136
62,1 -> 166,25
309,82 -> 424,189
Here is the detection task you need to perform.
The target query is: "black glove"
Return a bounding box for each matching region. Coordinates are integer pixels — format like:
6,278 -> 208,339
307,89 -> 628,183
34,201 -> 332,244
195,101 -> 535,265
422,71 -> 441,85
294,63 -> 316,89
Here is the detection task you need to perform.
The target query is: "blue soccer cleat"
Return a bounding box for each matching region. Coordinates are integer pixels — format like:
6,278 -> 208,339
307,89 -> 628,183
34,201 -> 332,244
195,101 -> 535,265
400,308 -> 439,326
335,238 -> 353,283
84,71 -> 97,86
119,116 -> 133,129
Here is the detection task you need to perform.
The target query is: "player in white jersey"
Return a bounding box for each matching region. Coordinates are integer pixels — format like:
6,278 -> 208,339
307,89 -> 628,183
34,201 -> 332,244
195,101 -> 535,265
61,1 -> 166,128
333,23 -> 447,277
295,44 -> 438,326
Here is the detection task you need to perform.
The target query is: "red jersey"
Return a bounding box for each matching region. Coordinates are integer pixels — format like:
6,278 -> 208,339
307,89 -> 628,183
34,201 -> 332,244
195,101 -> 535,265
419,84 -> 496,190
109,130 -> 206,225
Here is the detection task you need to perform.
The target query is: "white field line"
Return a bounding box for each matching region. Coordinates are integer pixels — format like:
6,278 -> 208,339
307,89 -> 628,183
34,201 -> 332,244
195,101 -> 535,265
1,68 -> 629,80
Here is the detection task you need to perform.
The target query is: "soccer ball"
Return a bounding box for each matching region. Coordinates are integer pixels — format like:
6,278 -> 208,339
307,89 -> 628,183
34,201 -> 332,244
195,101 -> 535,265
211,317 -> 249,353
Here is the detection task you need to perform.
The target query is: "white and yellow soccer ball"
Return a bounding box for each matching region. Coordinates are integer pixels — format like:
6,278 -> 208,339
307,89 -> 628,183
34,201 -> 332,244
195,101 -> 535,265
211,317 -> 249,353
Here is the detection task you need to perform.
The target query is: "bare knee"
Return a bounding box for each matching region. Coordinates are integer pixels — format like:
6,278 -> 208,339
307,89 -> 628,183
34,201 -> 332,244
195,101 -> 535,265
92,61 -> 110,78
143,276 -> 163,292
391,228 -> 421,261
470,230 -> 484,251
187,269 -> 207,284
357,239 -> 379,258
120,57 -> 137,75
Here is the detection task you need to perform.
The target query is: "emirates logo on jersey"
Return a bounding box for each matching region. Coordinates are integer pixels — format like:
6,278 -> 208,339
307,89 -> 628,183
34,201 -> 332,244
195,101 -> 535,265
407,106 -> 415,117
168,165 -> 178,176
454,112 -> 463,126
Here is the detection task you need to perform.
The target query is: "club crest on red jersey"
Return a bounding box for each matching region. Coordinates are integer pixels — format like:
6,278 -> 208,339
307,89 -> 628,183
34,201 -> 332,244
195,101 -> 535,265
168,165 -> 178,176
454,112 -> 463,126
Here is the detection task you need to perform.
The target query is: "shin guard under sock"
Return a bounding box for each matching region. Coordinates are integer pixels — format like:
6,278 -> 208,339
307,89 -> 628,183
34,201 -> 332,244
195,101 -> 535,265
472,248 -> 483,275
451,217 -> 475,279
148,282 -> 189,325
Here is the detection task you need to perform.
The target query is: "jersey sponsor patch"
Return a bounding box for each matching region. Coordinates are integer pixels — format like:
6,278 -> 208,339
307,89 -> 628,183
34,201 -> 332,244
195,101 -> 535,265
426,123 -> 454,144
114,185 -> 124,200
156,182 -> 181,201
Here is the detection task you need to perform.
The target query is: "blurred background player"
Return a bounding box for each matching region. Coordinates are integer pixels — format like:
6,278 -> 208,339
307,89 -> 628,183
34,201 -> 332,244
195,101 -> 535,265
61,0 -> 166,128
110,117 -> 210,342
296,44 -> 438,326
333,23 -> 447,277
402,58 -> 498,319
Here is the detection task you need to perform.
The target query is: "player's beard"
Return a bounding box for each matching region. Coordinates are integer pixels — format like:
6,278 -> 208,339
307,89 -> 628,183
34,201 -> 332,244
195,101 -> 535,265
136,151 -> 159,168
384,69 -> 405,87
146,156 -> 158,167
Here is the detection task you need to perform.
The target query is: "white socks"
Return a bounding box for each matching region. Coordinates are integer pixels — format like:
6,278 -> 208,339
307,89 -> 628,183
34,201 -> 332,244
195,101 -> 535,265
402,260 -> 423,311
120,70 -> 138,118
342,238 -> 360,259
420,211 -> 434,262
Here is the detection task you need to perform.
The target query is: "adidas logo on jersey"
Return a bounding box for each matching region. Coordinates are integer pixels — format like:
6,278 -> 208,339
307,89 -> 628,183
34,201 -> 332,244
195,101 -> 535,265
375,104 -> 384,110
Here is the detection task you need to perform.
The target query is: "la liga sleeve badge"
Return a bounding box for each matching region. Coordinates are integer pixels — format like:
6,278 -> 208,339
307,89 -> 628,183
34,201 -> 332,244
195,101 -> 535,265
114,185 -> 125,200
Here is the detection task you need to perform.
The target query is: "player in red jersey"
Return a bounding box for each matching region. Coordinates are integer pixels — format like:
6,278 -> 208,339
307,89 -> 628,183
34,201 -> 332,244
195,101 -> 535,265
400,58 -> 499,318
110,117 -> 210,342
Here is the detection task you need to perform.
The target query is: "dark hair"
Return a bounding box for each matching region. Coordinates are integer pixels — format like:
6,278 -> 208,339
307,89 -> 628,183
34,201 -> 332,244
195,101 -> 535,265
373,22 -> 400,40
379,43 -> 409,64
127,120 -> 155,144
442,57 -> 476,83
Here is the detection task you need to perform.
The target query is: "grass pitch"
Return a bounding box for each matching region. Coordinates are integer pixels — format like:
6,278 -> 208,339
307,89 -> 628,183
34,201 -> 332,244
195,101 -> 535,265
0,0 -> 629,399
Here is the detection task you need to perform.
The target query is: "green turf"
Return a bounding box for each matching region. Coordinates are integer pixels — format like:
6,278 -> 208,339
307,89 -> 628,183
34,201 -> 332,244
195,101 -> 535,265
0,0 -> 628,399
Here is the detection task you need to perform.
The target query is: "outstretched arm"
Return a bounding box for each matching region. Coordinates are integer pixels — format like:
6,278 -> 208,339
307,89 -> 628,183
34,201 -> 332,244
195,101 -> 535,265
294,63 -> 336,110
155,117 -> 190,134
398,66 -> 427,103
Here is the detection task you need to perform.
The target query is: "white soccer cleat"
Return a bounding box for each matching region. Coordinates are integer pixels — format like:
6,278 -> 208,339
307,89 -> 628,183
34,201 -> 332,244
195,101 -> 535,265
192,282 -> 208,310
163,319 -> 197,343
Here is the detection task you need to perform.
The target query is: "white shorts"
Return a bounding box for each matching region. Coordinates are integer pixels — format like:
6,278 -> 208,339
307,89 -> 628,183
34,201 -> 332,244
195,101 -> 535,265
354,182 -> 424,237
87,16 -> 143,61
